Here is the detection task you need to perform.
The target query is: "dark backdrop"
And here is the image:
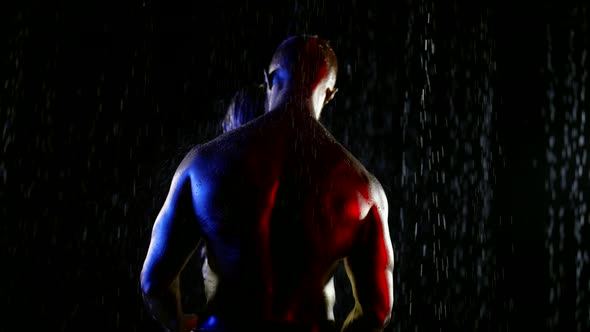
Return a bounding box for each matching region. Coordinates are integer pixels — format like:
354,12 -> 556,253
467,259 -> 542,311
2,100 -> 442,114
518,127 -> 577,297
1,0 -> 588,331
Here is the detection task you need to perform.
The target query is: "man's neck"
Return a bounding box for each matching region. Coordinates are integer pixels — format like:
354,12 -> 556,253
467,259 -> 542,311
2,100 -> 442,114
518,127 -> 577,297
270,90 -> 318,120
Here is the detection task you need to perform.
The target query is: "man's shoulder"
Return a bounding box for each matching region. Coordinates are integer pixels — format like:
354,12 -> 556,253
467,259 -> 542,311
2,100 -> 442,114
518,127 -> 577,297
367,174 -> 387,211
174,144 -> 214,178
329,143 -> 377,183
325,145 -> 387,207
176,136 -> 241,173
337,150 -> 387,211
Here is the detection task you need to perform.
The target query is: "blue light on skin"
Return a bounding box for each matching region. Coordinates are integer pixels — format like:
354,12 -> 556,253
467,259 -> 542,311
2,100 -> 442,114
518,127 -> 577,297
200,315 -> 219,329
265,67 -> 291,113
203,316 -> 217,327
272,68 -> 290,87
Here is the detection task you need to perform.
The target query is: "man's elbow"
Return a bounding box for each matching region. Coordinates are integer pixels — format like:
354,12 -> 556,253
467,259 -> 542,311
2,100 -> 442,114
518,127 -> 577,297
373,304 -> 392,330
140,269 -> 154,296
380,310 -> 392,330
140,268 -> 165,297
371,286 -> 393,330
357,299 -> 392,331
354,309 -> 391,332
141,279 -> 155,298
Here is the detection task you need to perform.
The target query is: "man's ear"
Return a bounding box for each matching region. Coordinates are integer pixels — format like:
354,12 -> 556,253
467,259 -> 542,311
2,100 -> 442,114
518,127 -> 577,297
324,87 -> 338,106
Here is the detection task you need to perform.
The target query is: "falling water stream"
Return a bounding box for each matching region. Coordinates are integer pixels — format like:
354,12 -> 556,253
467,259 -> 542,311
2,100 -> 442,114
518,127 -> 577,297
398,2 -> 503,330
544,20 -> 589,332
2,2 -> 589,331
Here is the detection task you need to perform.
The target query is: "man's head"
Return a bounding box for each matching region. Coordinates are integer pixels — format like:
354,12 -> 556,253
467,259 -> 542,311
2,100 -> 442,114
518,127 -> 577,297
265,35 -> 338,118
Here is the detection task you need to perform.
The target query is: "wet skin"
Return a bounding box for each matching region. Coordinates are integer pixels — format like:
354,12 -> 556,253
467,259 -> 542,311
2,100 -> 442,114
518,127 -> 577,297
141,101 -> 393,332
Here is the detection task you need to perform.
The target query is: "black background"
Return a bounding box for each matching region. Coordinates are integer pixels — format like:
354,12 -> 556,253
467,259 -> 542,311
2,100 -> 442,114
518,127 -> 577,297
1,0 -> 588,331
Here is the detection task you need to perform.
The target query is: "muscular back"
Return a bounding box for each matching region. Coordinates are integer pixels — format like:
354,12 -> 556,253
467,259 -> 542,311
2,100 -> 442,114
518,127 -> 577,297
179,106 -> 390,329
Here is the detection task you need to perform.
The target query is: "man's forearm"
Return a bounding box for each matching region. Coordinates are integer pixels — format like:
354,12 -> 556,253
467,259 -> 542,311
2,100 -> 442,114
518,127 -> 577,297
142,279 -> 184,332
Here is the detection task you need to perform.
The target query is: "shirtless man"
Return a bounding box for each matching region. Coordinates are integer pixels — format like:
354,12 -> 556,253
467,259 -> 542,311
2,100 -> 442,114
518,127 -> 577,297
140,35 -> 394,332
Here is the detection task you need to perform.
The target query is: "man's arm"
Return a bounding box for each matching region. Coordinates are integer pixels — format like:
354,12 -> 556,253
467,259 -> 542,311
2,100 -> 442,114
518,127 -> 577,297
140,153 -> 202,332
342,183 -> 394,332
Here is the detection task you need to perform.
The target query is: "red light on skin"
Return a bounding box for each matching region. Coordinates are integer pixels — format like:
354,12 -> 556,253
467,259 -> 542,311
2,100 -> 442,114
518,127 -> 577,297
258,179 -> 280,316
373,214 -> 393,324
286,310 -> 294,322
349,191 -> 372,220
318,162 -> 375,259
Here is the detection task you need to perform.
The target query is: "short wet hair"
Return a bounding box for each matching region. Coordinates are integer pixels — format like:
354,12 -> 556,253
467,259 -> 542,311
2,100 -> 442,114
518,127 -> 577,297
268,35 -> 338,89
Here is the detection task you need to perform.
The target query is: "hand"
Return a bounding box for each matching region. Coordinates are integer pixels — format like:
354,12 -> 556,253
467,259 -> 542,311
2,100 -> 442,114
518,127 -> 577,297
181,314 -> 198,332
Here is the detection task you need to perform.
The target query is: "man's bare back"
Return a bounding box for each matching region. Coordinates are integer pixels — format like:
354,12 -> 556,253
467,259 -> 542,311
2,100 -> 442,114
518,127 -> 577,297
141,35 -> 393,332
173,104 -> 387,328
